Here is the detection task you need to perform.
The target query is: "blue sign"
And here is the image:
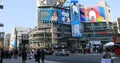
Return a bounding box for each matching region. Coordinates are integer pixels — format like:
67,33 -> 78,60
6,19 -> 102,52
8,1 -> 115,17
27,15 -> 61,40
70,4 -> 82,37
71,0 -> 78,3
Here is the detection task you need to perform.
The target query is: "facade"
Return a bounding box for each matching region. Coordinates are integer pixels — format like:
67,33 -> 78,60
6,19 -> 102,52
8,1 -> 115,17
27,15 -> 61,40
4,34 -> 11,48
9,26 -> 31,49
82,22 -> 114,43
0,23 -> 4,47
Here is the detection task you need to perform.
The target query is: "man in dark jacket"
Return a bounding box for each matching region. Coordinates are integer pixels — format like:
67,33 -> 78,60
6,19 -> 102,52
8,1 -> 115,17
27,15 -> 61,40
40,49 -> 46,63
22,49 -> 27,63
0,48 -> 3,63
36,49 -> 41,63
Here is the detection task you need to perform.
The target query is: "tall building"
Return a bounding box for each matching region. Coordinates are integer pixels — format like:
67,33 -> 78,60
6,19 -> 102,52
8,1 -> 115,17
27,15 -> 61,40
81,1 -> 114,43
4,34 -> 11,49
0,23 -> 4,47
29,0 -> 73,49
29,0 -> 114,49
0,0 -> 4,47
9,26 -> 31,49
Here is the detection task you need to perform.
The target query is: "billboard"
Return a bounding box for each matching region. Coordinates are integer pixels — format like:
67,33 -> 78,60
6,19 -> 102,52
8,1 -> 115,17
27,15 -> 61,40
38,8 -> 62,23
70,3 -> 82,37
61,10 -> 70,24
86,6 -> 106,22
37,0 -> 67,7
80,8 -> 86,22
71,0 -> 78,3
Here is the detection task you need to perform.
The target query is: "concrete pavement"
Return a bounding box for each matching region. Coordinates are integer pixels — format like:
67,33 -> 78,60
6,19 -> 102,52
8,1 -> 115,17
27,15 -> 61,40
3,57 -> 61,63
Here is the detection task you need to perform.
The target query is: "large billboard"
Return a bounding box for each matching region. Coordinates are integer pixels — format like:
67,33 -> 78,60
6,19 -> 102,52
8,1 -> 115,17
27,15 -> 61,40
61,9 -> 70,24
38,8 -> 61,24
70,3 -> 82,37
86,6 -> 106,22
80,8 -> 86,22
37,0 -> 67,7
71,0 -> 78,3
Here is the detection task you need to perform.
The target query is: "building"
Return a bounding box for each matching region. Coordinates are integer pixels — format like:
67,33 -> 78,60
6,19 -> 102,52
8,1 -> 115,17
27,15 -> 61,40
0,23 -> 4,47
82,1 -> 113,44
4,34 -> 11,48
9,26 -> 31,50
29,0 -> 114,49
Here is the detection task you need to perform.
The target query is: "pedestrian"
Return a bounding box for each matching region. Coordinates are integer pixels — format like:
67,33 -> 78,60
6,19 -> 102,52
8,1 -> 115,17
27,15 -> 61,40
36,49 -> 41,63
22,48 -> 27,63
40,49 -> 46,63
14,49 -> 18,59
34,49 -> 37,62
0,47 -> 3,63
101,47 -> 113,63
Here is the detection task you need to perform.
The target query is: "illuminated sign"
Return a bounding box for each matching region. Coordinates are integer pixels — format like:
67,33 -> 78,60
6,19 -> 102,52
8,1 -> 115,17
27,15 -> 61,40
61,10 -> 70,24
70,4 -> 82,37
80,8 -> 86,22
86,6 -> 106,22
37,0 -> 67,7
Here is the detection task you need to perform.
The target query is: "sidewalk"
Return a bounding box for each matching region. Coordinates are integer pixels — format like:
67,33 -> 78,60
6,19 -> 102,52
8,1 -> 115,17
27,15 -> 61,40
3,57 -> 61,63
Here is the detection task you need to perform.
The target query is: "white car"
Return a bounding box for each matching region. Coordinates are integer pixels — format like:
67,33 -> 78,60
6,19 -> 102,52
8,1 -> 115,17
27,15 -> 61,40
54,49 -> 70,56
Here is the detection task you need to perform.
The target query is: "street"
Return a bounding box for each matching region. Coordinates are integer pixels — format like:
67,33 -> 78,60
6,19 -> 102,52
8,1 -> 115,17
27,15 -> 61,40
3,53 -> 120,63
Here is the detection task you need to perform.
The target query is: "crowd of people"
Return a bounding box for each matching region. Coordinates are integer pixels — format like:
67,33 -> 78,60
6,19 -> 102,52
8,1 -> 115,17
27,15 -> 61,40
0,47 -> 46,63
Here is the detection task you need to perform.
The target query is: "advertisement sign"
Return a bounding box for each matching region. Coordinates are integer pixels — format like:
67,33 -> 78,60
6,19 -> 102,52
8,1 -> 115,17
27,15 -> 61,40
70,4 -> 82,37
37,0 -> 67,7
61,10 -> 70,24
71,0 -> 78,3
80,8 -> 86,22
86,6 -> 106,22
38,8 -> 61,23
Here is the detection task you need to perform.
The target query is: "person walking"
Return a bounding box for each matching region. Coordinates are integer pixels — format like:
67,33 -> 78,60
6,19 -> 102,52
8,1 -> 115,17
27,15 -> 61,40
0,47 -> 3,63
101,47 -> 113,63
36,49 -> 41,63
22,48 -> 27,63
40,49 -> 46,63
33,49 -> 37,62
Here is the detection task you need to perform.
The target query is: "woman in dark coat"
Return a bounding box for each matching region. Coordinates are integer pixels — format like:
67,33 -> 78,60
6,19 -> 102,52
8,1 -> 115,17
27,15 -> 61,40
36,49 -> 41,63
40,49 -> 46,63
0,48 -> 3,63
22,49 -> 27,63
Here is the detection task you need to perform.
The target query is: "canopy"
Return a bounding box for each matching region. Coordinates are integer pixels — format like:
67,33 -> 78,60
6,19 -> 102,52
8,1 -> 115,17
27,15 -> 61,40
104,42 -> 114,46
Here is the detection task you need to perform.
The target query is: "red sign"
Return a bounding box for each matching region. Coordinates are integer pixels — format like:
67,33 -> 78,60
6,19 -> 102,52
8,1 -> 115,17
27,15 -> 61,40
98,32 -> 107,34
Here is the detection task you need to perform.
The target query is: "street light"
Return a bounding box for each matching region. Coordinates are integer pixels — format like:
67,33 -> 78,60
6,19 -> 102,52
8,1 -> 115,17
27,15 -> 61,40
15,28 -> 23,50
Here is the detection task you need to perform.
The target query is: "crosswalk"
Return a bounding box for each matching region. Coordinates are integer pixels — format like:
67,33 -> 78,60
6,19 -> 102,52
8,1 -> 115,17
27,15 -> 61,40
3,57 -> 61,63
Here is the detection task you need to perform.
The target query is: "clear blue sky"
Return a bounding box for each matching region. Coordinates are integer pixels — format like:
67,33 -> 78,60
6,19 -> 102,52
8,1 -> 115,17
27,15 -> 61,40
0,0 -> 119,34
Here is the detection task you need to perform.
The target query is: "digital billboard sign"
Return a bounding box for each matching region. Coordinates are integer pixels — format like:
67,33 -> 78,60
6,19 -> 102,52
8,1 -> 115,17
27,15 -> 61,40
86,6 -> 106,22
38,8 -> 62,24
37,0 -> 67,7
61,10 -> 70,24
80,8 -> 86,22
71,0 -> 78,3
70,4 -> 82,37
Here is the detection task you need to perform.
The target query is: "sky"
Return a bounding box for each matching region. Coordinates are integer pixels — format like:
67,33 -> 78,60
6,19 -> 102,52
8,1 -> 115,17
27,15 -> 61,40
0,0 -> 120,34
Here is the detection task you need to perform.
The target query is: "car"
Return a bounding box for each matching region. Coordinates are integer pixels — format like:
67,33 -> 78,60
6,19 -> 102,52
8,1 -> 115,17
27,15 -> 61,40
54,49 -> 70,56
44,49 -> 53,55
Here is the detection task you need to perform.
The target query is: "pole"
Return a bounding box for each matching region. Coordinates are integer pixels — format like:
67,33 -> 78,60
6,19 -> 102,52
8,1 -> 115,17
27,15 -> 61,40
15,28 -> 17,50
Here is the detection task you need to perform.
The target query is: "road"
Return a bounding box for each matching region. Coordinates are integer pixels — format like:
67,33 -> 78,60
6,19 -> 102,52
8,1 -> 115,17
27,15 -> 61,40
46,54 -> 120,63
3,54 -> 120,63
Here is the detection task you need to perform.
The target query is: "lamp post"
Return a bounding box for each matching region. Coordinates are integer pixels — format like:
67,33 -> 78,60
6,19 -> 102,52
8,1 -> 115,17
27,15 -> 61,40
15,28 -> 23,50
15,28 -> 18,50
